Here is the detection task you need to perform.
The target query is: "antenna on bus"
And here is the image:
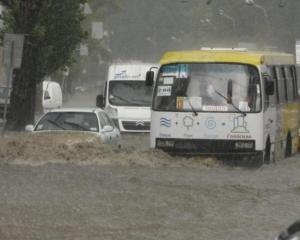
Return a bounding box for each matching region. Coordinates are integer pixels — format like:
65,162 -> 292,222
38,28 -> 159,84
201,47 -> 248,51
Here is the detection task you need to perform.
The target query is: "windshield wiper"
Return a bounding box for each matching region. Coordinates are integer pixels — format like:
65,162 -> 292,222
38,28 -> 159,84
186,97 -> 198,116
63,121 -> 90,131
131,99 -> 151,106
46,119 -> 66,130
111,94 -> 136,105
214,90 -> 247,117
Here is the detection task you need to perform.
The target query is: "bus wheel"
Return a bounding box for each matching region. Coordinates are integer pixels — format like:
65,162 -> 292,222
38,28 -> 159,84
247,154 -> 264,168
264,139 -> 271,164
285,133 -> 292,158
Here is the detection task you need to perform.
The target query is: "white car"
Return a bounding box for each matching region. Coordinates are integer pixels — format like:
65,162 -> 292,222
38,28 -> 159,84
25,108 -> 121,147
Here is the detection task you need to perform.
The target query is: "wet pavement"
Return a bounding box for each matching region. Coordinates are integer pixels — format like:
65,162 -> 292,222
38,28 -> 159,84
0,154 -> 299,240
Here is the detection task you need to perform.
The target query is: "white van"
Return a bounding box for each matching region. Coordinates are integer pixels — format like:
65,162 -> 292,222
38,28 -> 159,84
42,81 -> 62,112
96,62 -> 158,132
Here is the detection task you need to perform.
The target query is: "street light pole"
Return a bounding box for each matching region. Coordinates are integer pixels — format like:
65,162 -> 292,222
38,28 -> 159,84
278,0 -> 286,8
200,18 -> 217,34
244,0 -> 271,45
218,9 -> 236,30
245,0 -> 268,20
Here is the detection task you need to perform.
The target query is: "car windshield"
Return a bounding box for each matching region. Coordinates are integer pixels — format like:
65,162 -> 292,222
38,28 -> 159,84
35,112 -> 99,132
108,81 -> 153,107
153,63 -> 261,113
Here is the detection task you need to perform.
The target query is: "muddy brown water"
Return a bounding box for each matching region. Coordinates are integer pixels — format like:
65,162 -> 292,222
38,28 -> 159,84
0,133 -> 299,239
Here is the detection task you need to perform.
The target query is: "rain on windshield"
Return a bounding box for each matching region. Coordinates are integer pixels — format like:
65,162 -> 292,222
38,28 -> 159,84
108,80 -> 153,107
35,112 -> 99,132
153,63 -> 261,113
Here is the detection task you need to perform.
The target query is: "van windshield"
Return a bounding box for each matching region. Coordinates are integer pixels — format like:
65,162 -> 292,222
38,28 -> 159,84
108,81 -> 153,107
153,63 -> 261,113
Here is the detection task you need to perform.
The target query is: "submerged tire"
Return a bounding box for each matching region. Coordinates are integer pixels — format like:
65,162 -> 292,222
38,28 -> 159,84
264,140 -> 271,164
285,134 -> 292,158
241,153 -> 264,168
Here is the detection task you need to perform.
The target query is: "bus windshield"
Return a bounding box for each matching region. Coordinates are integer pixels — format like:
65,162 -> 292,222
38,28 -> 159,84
153,63 -> 261,113
108,80 -> 153,107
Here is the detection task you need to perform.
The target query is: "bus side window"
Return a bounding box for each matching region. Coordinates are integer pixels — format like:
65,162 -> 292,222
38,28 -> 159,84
284,66 -> 294,102
275,66 -> 286,104
267,66 -> 276,106
271,66 -> 279,104
281,66 -> 289,102
263,73 -> 270,109
291,66 -> 298,99
296,67 -> 300,97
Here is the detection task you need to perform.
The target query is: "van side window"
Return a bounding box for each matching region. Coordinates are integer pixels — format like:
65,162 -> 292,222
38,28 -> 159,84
275,66 -> 286,104
44,90 -> 51,100
284,66 -> 294,101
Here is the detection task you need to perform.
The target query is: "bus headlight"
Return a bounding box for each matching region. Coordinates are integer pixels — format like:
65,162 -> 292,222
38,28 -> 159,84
235,141 -> 254,150
156,139 -> 175,148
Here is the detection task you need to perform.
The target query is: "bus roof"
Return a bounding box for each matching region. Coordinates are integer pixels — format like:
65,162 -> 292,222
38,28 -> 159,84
159,50 -> 295,66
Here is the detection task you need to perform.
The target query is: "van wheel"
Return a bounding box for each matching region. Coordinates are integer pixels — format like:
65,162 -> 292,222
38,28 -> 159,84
264,139 -> 271,164
285,133 -> 292,158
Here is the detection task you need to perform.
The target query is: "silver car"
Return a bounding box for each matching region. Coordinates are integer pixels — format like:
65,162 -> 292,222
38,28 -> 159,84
26,108 -> 121,147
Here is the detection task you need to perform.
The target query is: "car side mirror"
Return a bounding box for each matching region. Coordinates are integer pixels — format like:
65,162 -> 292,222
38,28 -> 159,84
25,124 -> 34,132
265,77 -> 274,95
145,71 -> 154,86
96,94 -> 105,108
102,125 -> 113,132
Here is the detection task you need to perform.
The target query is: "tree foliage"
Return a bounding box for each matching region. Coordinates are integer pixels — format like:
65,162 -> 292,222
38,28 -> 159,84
0,0 -> 87,130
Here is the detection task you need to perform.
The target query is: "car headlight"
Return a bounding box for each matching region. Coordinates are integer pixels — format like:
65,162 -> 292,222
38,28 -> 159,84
105,105 -> 118,119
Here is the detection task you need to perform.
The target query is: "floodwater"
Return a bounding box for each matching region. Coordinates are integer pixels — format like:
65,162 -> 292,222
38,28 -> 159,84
0,133 -> 299,239
0,91 -> 297,239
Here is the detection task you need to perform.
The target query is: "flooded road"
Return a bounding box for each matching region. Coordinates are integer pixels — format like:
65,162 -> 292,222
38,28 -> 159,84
0,134 -> 300,239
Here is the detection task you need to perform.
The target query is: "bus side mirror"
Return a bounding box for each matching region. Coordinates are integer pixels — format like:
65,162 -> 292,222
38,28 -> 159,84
96,94 -> 105,108
265,77 -> 274,95
145,71 -> 154,86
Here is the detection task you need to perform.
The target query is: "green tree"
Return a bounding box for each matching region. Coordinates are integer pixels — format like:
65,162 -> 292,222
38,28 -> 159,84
0,0 -> 87,130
